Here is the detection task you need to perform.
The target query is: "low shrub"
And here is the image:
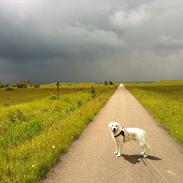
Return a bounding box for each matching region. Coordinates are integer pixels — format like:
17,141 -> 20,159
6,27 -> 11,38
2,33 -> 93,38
34,84 -> 40,88
90,87 -> 96,98
49,95 -> 57,100
16,81 -> 28,88
5,87 -> 14,91
8,109 -> 27,123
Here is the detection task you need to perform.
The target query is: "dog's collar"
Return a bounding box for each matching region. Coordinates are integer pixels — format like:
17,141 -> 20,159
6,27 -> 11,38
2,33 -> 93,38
114,129 -> 125,141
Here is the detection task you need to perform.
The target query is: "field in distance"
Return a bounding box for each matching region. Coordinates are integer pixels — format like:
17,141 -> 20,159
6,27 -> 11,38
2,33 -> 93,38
0,82 -> 117,183
0,82 -> 110,106
125,80 -> 183,144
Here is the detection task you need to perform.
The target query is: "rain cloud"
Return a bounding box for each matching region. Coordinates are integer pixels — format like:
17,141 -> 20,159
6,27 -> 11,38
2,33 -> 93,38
0,0 -> 183,82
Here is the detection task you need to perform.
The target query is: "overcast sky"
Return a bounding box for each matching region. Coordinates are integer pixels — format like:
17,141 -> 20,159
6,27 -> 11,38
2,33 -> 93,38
0,0 -> 183,83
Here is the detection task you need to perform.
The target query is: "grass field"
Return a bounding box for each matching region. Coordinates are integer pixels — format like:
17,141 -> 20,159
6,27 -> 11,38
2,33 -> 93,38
125,80 -> 183,144
0,83 -> 117,182
0,83 -> 106,106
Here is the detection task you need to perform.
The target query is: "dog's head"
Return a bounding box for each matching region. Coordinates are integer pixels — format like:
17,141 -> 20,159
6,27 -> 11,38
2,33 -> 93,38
108,122 -> 121,134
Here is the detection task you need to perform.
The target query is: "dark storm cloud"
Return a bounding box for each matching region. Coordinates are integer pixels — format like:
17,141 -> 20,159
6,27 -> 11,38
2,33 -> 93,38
0,0 -> 183,82
0,1 -> 124,63
153,35 -> 183,56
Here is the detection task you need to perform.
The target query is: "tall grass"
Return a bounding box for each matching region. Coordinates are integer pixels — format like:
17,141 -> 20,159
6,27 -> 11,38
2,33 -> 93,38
125,81 -> 183,144
0,83 -> 117,182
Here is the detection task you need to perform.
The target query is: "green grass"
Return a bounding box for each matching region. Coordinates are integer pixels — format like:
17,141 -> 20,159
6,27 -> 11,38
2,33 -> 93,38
0,83 -> 117,182
0,82 -> 107,106
125,80 -> 183,144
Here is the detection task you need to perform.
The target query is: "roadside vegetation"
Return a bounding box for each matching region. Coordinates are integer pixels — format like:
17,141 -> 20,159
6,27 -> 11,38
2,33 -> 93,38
0,82 -> 113,106
125,80 -> 183,144
0,82 -> 117,182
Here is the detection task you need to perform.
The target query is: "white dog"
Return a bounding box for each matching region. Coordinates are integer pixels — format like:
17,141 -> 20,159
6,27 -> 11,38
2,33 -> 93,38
108,122 -> 150,158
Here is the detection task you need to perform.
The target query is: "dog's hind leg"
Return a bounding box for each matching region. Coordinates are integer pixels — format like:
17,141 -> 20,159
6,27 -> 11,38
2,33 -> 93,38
140,142 -> 150,158
140,144 -> 146,155
139,134 -> 150,158
141,145 -> 148,158
139,140 -> 147,157
145,143 -> 151,154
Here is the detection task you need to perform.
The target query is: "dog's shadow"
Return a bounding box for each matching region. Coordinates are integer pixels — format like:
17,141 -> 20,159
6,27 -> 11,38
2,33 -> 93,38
122,154 -> 161,164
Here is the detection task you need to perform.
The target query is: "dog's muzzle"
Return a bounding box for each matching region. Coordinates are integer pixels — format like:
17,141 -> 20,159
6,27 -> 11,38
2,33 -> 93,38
112,128 -> 116,133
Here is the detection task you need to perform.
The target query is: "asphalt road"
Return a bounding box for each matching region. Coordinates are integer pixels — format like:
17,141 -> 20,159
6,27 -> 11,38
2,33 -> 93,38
44,84 -> 183,183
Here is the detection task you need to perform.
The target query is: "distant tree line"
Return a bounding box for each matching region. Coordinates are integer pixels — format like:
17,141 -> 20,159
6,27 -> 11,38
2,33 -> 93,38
0,80 -> 40,90
104,81 -> 113,85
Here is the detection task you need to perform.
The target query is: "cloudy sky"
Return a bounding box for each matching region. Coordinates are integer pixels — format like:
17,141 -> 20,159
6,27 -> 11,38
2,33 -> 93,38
0,0 -> 183,83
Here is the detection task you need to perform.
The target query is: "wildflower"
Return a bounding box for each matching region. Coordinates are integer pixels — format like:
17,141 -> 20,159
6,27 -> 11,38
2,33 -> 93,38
52,145 -> 55,149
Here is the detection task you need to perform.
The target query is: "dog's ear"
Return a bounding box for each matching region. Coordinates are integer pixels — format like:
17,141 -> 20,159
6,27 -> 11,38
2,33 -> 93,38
108,122 -> 112,128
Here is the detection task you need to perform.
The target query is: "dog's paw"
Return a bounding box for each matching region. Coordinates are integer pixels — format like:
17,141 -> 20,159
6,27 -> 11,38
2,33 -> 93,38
141,152 -> 148,158
116,153 -> 122,157
114,151 -> 118,155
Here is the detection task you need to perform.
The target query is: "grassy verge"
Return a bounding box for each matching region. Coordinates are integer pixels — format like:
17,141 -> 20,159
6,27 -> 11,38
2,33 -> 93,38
125,81 -> 183,144
0,83 -> 117,182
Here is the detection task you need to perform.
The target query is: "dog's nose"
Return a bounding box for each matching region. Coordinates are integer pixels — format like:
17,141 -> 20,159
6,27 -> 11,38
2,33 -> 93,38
112,128 -> 116,132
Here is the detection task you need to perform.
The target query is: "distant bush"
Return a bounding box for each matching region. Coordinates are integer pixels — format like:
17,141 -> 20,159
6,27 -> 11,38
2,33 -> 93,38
109,81 -> 113,85
2,102 -> 10,107
90,87 -> 96,98
77,100 -> 82,107
16,80 -> 28,88
0,82 -> 9,88
49,95 -> 57,100
104,81 -> 113,85
0,84 -> 4,88
6,87 -> 14,91
11,84 -> 17,87
14,80 -> 34,88
104,81 -> 108,85
34,84 -> 40,88
4,84 -> 9,87
29,83 -> 33,87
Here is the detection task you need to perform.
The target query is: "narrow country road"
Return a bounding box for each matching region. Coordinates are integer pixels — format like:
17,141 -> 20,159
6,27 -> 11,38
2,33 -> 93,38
44,84 -> 183,183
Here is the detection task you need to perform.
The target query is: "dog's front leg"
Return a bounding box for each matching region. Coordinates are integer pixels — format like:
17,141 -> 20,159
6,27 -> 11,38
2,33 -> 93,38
116,142 -> 123,157
114,141 -> 118,155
